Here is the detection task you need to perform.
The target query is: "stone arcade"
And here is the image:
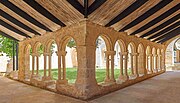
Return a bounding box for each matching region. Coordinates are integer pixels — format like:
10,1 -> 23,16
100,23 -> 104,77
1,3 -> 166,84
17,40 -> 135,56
18,21 -> 165,99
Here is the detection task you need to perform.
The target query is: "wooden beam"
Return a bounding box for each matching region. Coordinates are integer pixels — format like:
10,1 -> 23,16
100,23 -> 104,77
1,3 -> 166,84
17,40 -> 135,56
88,0 -> 106,15
0,3 -> 46,35
23,0 -> 65,27
0,25 -> 25,41
105,0 -> 148,27
67,0 -> 84,15
84,0 -> 88,18
148,21 -> 180,40
120,0 -> 174,31
130,4 -> 180,35
0,31 -> 19,41
140,14 -> 180,38
0,19 -> 31,38
157,27 -> 180,43
1,1 -> 52,31
153,27 -> 180,42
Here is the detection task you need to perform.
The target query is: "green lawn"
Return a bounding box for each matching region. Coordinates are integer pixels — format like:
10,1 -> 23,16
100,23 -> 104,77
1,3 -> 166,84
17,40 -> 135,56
38,68 -> 132,83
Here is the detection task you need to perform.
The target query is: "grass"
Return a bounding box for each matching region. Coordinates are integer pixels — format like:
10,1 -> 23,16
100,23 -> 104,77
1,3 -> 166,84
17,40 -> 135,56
38,68 -> 132,83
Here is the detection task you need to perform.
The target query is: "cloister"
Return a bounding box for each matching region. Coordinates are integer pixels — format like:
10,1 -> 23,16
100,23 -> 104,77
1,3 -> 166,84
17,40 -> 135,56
0,0 -> 179,102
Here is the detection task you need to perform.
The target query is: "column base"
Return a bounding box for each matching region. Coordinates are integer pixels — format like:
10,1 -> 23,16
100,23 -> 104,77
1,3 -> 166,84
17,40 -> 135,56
56,79 -> 68,85
42,76 -> 52,81
104,78 -> 111,83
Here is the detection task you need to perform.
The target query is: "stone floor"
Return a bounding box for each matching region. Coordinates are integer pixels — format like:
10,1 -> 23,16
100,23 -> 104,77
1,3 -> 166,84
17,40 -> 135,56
0,71 -> 180,103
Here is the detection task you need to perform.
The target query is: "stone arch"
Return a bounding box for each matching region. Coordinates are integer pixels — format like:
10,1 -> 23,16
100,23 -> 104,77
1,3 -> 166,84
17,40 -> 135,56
137,43 -> 145,75
44,39 -> 57,53
127,42 -> 136,77
33,42 -> 43,53
59,35 -> 77,51
95,34 -> 112,51
115,39 -> 126,52
58,35 -> 78,84
146,46 -> 152,54
128,42 -> 136,53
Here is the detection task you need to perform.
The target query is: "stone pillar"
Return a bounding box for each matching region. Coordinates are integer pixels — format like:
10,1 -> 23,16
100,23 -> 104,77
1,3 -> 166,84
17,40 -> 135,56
43,53 -> 47,78
130,53 -> 134,75
48,53 -> 52,78
123,52 -> 129,80
36,55 -> 39,75
146,55 -> 149,73
149,54 -> 153,73
56,51 -> 67,84
104,51 -> 116,82
159,55 -> 162,71
119,52 -> 123,76
143,52 -> 147,75
155,55 -> 158,72
32,54 -> 35,76
133,53 -> 139,77
110,51 -> 116,82
62,52 -> 67,80
152,55 -> 154,72
104,52 -> 110,82
57,52 -> 61,80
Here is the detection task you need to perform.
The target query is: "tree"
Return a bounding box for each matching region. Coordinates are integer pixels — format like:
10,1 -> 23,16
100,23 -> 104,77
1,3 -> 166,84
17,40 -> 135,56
0,35 -> 16,58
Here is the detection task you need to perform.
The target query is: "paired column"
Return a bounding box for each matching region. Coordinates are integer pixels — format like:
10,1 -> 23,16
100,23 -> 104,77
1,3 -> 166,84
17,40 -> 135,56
57,51 -> 67,84
132,53 -> 139,77
104,51 -> 116,82
43,52 -> 52,80
31,53 -> 40,78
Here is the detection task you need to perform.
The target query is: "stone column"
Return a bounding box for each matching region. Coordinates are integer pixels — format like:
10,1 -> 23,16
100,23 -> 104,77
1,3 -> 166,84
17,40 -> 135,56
130,53 -> 134,75
32,54 -> 35,76
146,55 -> 149,73
152,55 -> 154,72
62,51 -> 67,80
43,53 -> 47,79
110,51 -> 116,82
48,53 -> 52,78
56,51 -> 67,84
119,52 -> 123,77
36,55 -> 39,75
159,55 -> 162,71
57,52 -> 61,80
104,51 -> 110,82
123,52 -> 129,80
155,55 -> 158,72
149,54 -> 153,73
133,53 -> 139,77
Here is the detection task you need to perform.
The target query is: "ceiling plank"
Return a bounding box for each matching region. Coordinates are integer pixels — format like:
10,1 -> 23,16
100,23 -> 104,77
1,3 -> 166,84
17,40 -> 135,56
148,21 -> 180,40
67,0 -> 84,15
0,31 -> 19,41
130,4 -> 180,36
36,0 -> 84,25
0,1 -> 52,32
157,27 -> 180,43
10,0 -> 60,31
0,16 -> 34,37
0,3 -> 46,35
105,0 -> 148,27
23,0 -> 65,27
120,0 -> 174,31
88,0 -> 107,15
0,25 -> 25,41
141,14 -> 180,38
112,0 -> 161,31
0,19 -> 31,38
0,9 -> 41,35
89,0 -> 136,26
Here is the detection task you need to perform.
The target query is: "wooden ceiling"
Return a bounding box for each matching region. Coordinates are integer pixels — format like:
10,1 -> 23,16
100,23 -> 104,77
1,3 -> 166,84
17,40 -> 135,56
0,0 -> 179,43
